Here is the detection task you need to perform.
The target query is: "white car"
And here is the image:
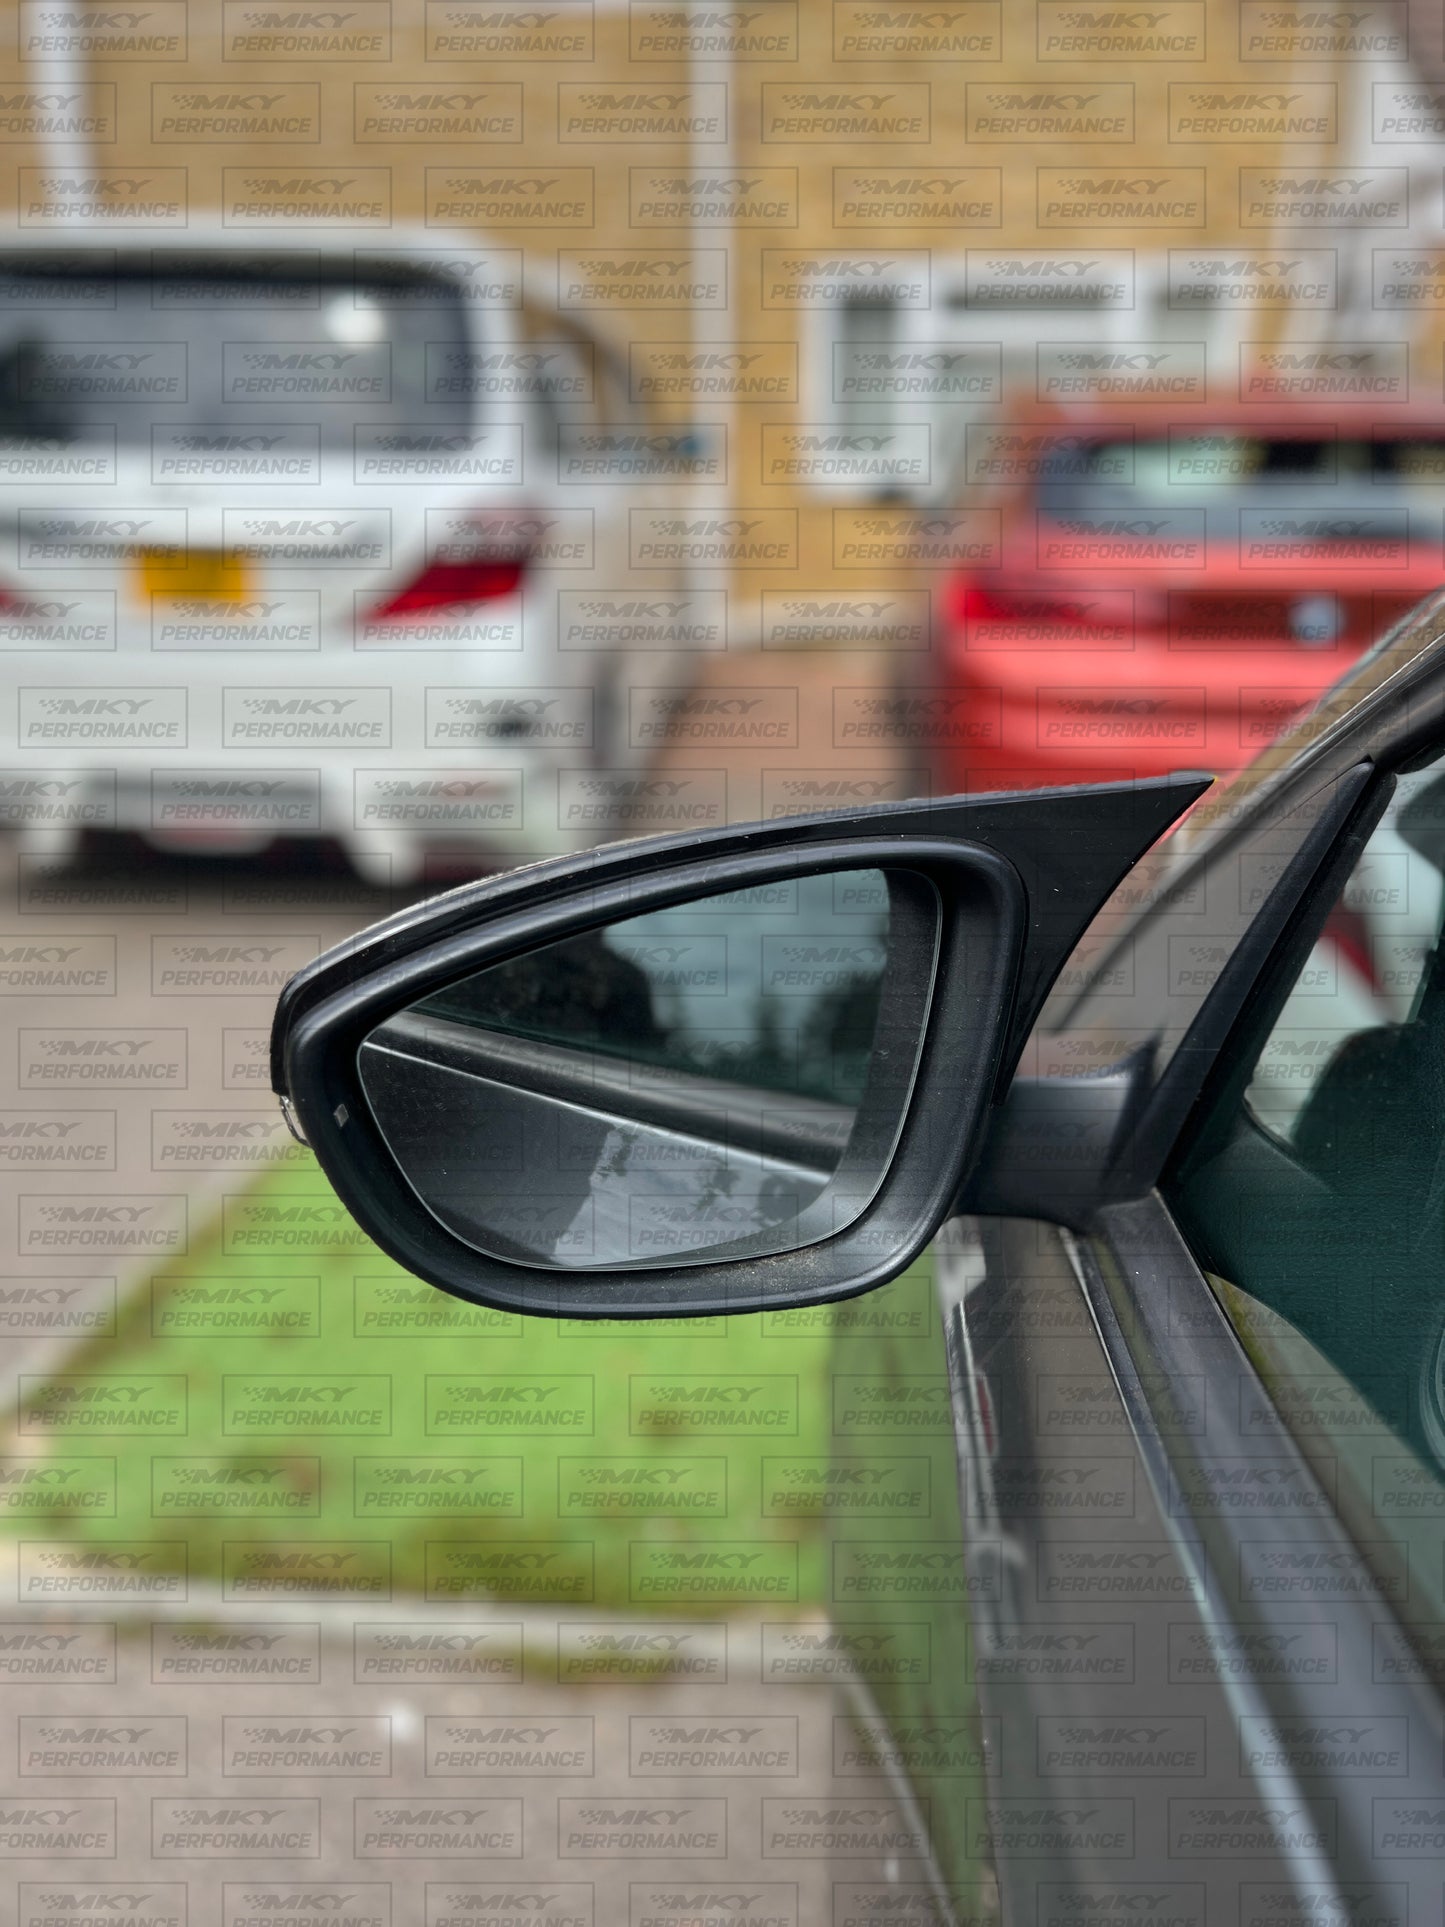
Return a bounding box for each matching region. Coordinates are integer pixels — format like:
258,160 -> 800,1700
0,224 -> 695,884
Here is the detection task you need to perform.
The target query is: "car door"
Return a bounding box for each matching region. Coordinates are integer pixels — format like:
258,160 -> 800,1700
887,621 -> 1445,1923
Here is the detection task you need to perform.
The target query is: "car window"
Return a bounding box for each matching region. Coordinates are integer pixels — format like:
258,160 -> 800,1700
1036,434 -> 1445,542
0,254 -> 471,448
1246,764 -> 1445,1137
1166,752 -> 1445,1646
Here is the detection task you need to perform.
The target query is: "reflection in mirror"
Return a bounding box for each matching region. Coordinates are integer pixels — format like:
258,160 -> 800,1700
358,868 -> 938,1271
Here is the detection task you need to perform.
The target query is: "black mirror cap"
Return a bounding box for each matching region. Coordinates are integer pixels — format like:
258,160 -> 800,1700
271,779 -> 1209,1320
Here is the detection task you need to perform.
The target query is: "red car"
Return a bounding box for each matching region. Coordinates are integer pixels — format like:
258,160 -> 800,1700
930,401 -> 1445,793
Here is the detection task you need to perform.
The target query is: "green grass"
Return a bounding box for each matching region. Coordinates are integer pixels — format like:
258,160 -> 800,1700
0,1159 -> 935,1612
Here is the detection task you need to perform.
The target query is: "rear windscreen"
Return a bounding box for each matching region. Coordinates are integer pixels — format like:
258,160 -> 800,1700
1037,435 -> 1445,541
0,256 -> 472,448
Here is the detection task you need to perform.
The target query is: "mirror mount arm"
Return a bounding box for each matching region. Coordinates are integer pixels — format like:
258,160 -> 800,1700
959,1046 -> 1158,1230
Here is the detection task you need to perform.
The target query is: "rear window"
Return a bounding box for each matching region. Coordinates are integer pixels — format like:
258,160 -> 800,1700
0,254 -> 472,449
1038,434 -> 1445,538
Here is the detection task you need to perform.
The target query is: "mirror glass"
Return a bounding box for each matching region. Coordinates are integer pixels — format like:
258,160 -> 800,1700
357,867 -> 937,1270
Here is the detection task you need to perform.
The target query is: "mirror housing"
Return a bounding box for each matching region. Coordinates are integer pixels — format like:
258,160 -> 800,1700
271,779 -> 1207,1318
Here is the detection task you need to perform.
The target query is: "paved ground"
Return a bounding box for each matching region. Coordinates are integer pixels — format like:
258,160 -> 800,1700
0,828 -> 387,1373
0,1603 -> 935,1918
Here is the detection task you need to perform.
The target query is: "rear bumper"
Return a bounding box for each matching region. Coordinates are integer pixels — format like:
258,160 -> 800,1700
0,761 -> 567,859
927,638 -> 1365,793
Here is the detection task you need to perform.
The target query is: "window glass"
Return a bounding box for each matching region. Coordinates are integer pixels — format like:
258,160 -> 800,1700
1245,765 -> 1445,1138
1167,752 -> 1445,1646
0,258 -> 469,448
1037,434 -> 1445,544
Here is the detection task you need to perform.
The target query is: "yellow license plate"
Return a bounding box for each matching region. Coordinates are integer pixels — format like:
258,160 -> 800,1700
135,548 -> 251,603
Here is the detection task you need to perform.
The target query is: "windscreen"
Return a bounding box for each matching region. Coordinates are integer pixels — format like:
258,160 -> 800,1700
0,255 -> 471,448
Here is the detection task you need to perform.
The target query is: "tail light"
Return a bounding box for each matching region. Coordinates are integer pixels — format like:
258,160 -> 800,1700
951,582 -> 1118,629
367,555 -> 525,623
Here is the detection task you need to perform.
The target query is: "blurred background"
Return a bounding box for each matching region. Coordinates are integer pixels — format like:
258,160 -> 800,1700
3,0 -> 1445,884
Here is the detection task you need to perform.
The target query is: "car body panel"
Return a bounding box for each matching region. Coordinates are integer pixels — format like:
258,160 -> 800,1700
875,596 -> 1445,1916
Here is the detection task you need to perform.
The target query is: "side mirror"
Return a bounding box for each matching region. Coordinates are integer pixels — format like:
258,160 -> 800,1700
271,779 -> 1206,1317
